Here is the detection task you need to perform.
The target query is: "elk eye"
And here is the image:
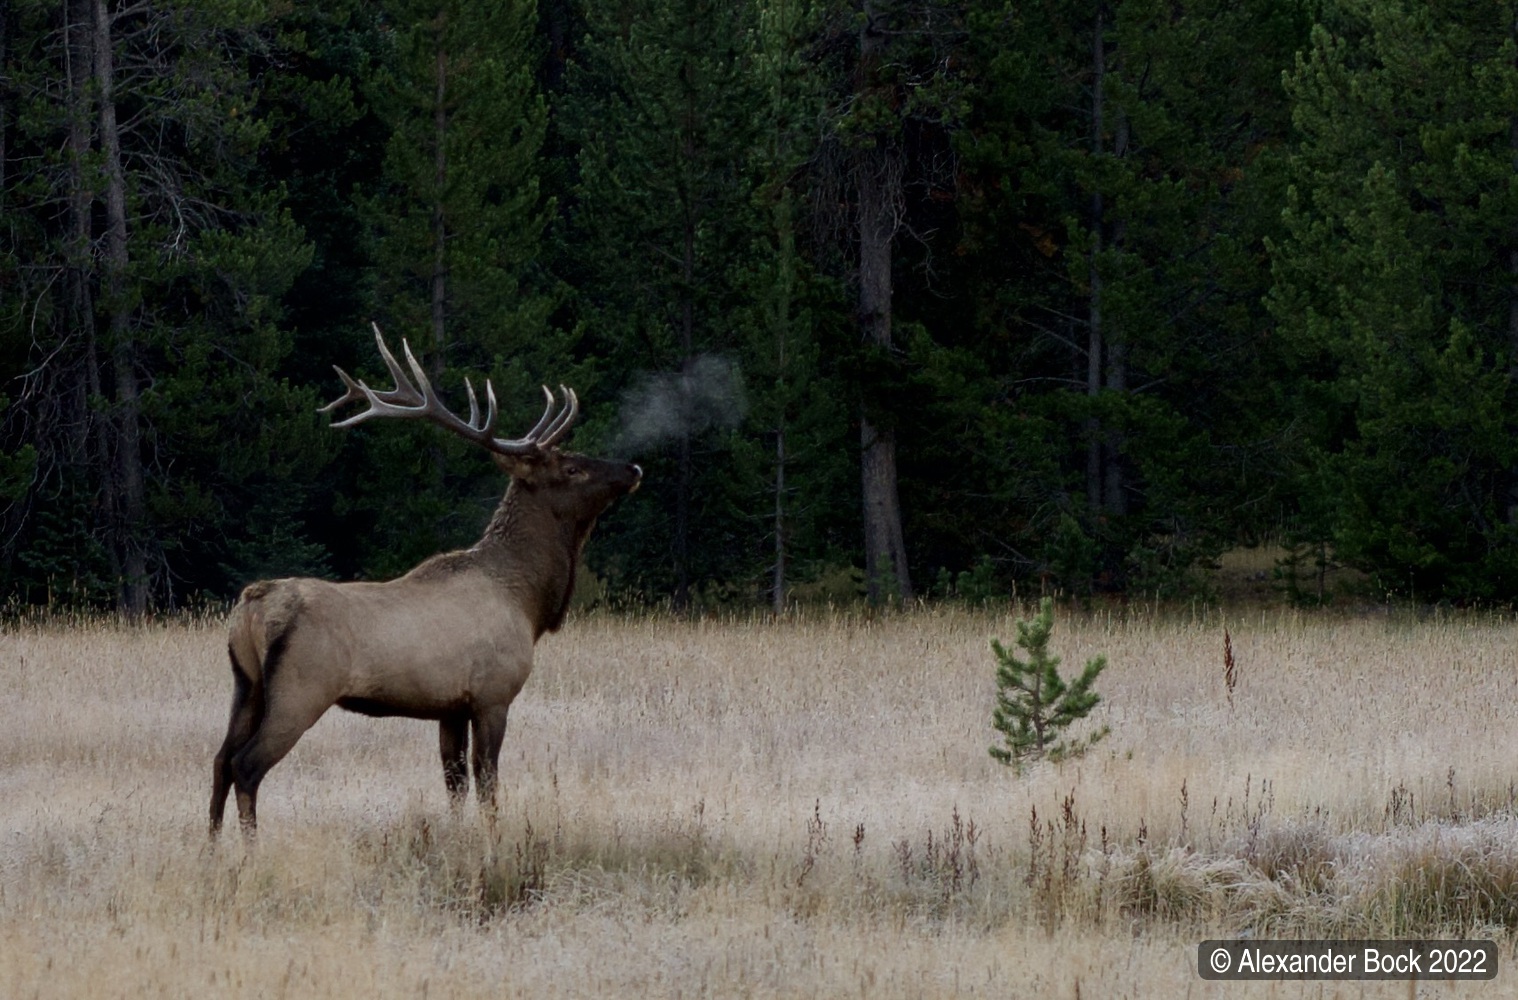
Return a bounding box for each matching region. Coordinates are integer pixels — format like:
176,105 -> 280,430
566,465 -> 582,477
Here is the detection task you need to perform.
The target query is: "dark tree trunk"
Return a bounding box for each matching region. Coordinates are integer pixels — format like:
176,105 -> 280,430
0,0 -> 7,201
768,190 -> 799,615
1085,5 -> 1105,516
673,284 -> 693,611
1103,113 -> 1129,519
772,416 -> 786,613
672,41 -> 698,612
1086,227 -> 1103,513
857,156 -> 911,602
431,26 -> 448,366
430,23 -> 449,493
1103,333 -> 1128,517
67,0 -> 109,480
860,414 -> 910,602
856,1 -> 911,604
540,0 -> 570,91
1508,22 -> 1518,523
94,0 -> 147,616
1510,240 -> 1518,524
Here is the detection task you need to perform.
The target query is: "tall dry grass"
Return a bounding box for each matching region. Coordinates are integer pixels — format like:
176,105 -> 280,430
1,605 -> 1516,997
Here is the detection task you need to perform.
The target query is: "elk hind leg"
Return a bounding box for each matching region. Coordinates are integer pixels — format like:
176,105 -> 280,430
439,714 -> 470,804
211,658 -> 262,836
229,689 -> 328,834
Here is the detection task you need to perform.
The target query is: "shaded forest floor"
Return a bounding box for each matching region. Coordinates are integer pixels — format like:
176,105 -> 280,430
1203,544 -> 1368,609
1,608 -> 1514,997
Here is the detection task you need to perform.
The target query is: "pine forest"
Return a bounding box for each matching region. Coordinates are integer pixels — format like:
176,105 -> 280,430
5,0 -> 1518,613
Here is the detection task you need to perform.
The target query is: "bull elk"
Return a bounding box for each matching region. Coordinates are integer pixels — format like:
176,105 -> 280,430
209,326 -> 641,835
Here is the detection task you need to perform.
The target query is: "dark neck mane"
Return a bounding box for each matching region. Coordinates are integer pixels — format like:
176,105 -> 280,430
474,480 -> 588,637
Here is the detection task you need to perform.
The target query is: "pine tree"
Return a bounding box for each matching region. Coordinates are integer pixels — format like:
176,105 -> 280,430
807,0 -> 971,605
1270,0 -> 1518,600
0,0 -> 329,611
949,0 -> 1306,595
355,0 -> 560,577
988,597 -> 1109,769
561,0 -> 761,607
729,0 -> 852,611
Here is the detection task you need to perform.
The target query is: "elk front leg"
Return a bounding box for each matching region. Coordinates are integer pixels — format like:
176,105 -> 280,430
469,705 -> 511,815
439,714 -> 470,803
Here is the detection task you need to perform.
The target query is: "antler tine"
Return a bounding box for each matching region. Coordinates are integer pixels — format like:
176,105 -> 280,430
320,323 -> 427,421
536,386 -> 579,448
369,323 -> 424,405
484,385 -> 569,455
325,370 -> 418,430
483,380 -> 500,436
317,365 -> 366,414
393,334 -> 505,442
324,323 -> 575,458
323,328 -> 427,429
398,337 -> 435,402
514,386 -> 557,442
329,378 -> 415,429
461,378 -> 501,438
464,378 -> 481,429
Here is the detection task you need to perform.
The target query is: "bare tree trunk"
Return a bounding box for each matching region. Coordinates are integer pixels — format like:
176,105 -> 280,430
1510,235 -> 1518,523
770,273 -> 787,615
1508,15 -> 1518,524
857,159 -> 911,603
0,0 -> 7,201
1085,5 -> 1105,516
63,0 -> 120,601
673,43 -> 697,613
65,0 -> 101,450
94,0 -> 147,616
430,21 -> 449,492
857,1 -> 911,604
1103,330 -> 1127,516
772,416 -> 786,613
770,190 -> 797,615
1086,224 -> 1103,513
674,272 -> 692,611
860,420 -> 910,603
1103,112 -> 1129,518
541,0 -> 570,91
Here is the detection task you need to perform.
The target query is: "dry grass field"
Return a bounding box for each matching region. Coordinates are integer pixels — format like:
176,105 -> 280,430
3,604 -> 1518,998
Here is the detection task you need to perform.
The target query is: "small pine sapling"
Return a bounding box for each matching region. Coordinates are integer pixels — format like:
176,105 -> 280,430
989,597 -> 1110,770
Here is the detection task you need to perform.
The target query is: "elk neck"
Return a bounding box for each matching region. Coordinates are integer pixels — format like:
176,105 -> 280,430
473,479 -> 589,637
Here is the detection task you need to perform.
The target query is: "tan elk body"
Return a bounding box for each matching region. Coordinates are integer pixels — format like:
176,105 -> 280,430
209,327 -> 641,835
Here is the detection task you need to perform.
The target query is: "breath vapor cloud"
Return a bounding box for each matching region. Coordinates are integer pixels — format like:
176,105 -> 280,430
609,355 -> 747,455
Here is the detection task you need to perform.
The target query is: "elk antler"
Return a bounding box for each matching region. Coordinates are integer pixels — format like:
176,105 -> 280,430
319,323 -> 578,456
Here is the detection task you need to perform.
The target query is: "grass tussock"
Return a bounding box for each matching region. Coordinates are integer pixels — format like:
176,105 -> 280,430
2,606 -> 1518,996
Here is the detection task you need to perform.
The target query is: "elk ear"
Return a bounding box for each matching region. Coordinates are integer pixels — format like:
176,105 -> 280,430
491,453 -> 537,479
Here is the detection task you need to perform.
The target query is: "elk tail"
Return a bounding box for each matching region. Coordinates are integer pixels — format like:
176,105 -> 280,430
214,584 -> 290,835
227,580 -> 299,688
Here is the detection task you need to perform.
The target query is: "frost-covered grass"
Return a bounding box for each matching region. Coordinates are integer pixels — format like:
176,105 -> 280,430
1,605 -> 1515,997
